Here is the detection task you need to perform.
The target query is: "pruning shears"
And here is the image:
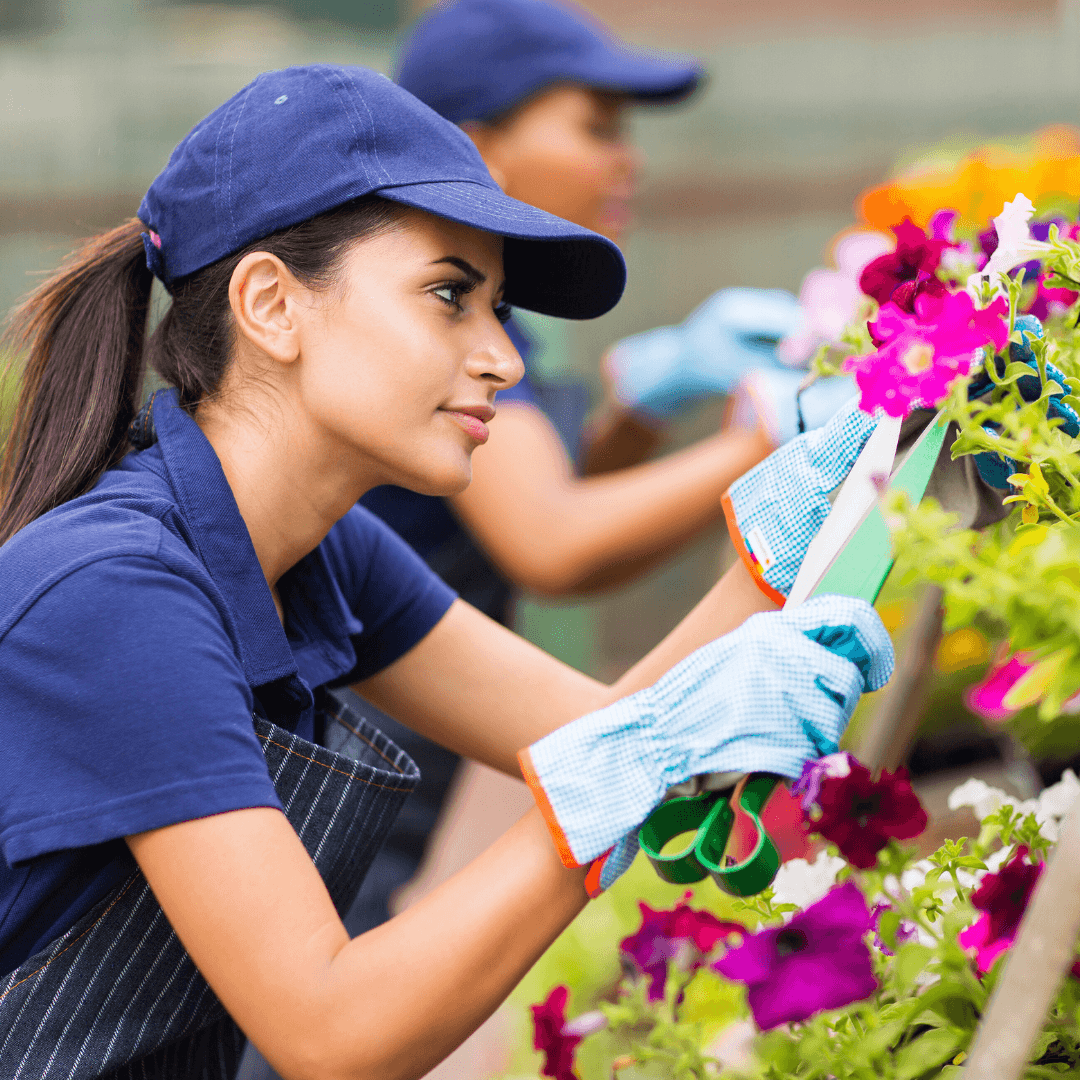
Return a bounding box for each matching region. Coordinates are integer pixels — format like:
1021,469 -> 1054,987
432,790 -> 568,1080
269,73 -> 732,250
639,410 -> 952,895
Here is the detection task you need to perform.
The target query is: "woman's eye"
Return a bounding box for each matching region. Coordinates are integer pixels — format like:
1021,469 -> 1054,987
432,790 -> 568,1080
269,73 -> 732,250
495,302 -> 513,325
434,284 -> 461,309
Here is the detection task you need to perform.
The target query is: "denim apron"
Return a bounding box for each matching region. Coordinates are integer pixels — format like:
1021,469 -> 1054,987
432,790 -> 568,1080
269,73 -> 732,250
0,688 -> 419,1080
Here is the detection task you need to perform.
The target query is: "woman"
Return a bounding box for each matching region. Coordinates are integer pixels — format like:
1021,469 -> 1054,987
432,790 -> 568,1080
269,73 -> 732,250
0,65 -> 891,1079
351,0 -> 854,943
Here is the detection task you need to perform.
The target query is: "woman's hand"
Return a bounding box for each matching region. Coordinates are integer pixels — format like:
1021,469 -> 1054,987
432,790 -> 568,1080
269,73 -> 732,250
128,805 -> 586,1080
519,594 -> 894,875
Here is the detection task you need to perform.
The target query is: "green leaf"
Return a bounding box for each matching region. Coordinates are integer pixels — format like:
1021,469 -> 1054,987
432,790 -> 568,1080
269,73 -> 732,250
893,944 -> 935,994
894,1027 -> 966,1080
878,909 -> 901,953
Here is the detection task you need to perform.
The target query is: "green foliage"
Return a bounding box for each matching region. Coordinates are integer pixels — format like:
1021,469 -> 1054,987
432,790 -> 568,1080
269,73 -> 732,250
890,236 -> 1080,726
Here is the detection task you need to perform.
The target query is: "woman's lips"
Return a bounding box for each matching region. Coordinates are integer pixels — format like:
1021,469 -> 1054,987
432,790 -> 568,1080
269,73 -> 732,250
444,408 -> 492,444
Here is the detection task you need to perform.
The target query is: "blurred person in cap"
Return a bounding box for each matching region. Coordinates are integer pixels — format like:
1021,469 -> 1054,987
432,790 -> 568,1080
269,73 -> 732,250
350,0 -> 855,940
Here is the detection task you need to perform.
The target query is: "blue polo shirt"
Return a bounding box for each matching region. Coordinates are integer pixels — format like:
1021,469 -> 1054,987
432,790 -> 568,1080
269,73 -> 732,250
0,389 -> 455,975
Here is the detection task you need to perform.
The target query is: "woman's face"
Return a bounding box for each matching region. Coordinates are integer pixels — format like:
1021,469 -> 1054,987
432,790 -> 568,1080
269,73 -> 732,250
289,208 -> 523,497
470,85 -> 638,242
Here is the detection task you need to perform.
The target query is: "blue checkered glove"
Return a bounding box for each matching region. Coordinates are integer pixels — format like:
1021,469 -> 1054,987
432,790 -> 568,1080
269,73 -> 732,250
520,594 -> 893,875
730,367 -> 859,448
603,288 -> 801,421
967,315 -> 1080,488
722,395 -> 877,604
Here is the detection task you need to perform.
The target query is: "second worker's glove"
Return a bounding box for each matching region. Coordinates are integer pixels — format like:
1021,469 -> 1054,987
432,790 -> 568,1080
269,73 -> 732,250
603,288 -> 802,422
520,594 -> 893,873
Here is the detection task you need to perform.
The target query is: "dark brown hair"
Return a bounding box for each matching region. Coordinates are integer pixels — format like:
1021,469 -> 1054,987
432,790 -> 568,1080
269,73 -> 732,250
0,196 -> 399,545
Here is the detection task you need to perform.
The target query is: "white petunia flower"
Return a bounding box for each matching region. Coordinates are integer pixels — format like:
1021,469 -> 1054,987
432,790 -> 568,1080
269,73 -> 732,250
947,778 -> 1013,821
1038,769 -> 1080,819
967,193 -> 1051,297
771,850 -> 846,911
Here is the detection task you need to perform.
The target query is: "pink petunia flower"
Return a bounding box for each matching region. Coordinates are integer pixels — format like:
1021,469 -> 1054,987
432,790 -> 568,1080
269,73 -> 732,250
958,848 -> 1043,973
843,290 -> 1008,418
531,986 -> 582,1080
620,898 -> 743,1001
810,757 -> 928,870
964,652 -> 1035,722
713,882 -> 878,1029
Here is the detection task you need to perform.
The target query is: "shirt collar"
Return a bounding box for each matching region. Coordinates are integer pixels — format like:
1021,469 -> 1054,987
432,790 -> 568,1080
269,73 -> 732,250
148,389 -> 300,691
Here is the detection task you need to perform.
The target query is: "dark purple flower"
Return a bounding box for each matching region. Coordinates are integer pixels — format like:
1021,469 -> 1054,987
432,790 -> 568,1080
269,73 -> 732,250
978,224 -> 999,263
792,752 -> 855,812
859,218 -> 951,306
958,848 -> 1043,973
620,898 -> 743,1001
810,757 -> 928,869
713,882 -> 878,1029
531,986 -> 581,1080
869,902 -> 918,955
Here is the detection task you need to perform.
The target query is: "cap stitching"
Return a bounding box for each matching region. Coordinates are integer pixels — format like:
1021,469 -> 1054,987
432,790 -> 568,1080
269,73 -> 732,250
313,66 -> 373,191
341,67 -> 393,186
223,84 -> 252,251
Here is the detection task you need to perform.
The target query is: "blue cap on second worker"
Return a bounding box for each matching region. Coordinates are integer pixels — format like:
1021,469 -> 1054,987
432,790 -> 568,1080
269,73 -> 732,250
396,0 -> 704,124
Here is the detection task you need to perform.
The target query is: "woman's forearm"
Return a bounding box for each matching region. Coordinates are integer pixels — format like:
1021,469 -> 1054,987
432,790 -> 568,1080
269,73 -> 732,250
131,806 -> 587,1080
319,807 -> 587,1080
452,405 -> 771,596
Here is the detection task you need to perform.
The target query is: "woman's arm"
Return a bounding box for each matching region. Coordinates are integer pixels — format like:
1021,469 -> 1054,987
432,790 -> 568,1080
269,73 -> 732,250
357,558 -> 777,776
128,805 -> 586,1080
449,403 -> 771,595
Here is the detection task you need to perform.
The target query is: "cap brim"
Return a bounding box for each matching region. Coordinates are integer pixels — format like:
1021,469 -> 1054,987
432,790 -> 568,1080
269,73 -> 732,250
378,180 -> 626,319
569,44 -> 704,104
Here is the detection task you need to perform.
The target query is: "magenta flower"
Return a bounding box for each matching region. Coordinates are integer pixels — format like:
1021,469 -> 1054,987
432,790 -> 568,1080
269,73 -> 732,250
958,848 -> 1043,973
843,290 -> 1008,417
928,209 -> 959,242
531,986 -> 582,1080
620,898 -> 743,1001
963,652 -> 1034,722
859,218 -> 952,306
713,882 -> 877,1029
810,757 -> 928,869
792,751 -> 855,812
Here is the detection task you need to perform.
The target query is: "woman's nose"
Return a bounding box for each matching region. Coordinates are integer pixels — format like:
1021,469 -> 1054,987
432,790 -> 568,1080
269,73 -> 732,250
467,326 -> 525,390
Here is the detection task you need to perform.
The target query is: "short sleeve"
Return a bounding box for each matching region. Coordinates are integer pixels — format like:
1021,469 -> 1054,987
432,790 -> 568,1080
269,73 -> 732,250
320,507 -> 457,681
0,556 -> 282,866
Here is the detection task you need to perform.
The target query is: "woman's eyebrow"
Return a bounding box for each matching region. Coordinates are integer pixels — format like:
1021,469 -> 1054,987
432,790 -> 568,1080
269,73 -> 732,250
430,256 -> 487,283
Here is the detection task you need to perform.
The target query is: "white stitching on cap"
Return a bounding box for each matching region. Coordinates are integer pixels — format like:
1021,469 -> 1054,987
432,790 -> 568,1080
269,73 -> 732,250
313,66 -> 371,188
343,68 -> 392,185
223,81 -> 252,250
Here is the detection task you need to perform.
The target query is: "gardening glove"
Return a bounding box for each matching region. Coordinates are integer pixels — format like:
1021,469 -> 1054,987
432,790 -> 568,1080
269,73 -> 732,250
729,367 -> 859,449
965,315 -> 1080,488
722,395 -> 878,605
603,287 -> 802,422
520,594 -> 893,875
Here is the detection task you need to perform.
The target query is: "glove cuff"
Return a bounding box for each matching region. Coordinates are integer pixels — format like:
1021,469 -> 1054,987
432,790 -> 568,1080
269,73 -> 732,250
721,490 -> 788,607
519,745 -> 582,869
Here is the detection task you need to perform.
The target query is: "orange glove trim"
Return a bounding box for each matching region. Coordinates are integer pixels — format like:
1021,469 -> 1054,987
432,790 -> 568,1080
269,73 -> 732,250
518,746 -> 582,869
721,490 -> 787,608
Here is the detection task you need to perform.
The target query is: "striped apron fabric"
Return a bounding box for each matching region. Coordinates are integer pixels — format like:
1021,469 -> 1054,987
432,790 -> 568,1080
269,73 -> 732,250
0,688 -> 420,1080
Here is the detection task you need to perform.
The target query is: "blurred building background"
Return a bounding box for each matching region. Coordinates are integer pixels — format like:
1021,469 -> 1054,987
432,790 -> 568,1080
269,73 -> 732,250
1,0 -> 1078,674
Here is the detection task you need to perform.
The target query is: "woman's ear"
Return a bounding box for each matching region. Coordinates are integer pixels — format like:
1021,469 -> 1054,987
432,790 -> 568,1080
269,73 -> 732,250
461,121 -> 510,192
228,252 -> 305,365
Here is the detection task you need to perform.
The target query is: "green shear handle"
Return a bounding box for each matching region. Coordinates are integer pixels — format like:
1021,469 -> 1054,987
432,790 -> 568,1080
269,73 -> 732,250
638,774 -> 782,897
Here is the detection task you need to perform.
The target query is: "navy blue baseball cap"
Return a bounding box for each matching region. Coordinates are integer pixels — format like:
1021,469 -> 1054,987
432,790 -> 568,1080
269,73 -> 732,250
396,0 -> 704,125
138,64 -> 625,319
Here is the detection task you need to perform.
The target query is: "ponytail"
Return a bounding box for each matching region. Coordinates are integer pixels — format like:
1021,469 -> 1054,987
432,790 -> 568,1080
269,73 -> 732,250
0,195 -> 399,546
0,219 -> 151,546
